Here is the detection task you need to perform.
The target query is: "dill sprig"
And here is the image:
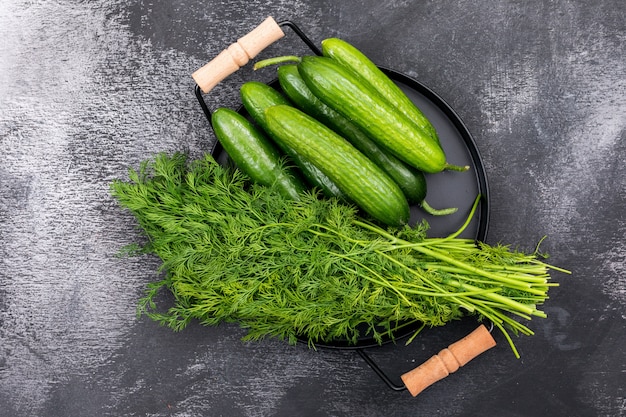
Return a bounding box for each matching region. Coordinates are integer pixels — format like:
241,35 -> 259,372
111,152 -> 569,357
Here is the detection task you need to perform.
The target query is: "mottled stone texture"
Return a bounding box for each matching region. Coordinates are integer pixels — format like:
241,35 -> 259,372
1,1 -> 624,416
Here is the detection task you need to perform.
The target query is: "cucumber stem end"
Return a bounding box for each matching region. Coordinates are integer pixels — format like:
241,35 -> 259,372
444,163 -> 470,172
420,200 -> 458,216
254,55 -> 302,70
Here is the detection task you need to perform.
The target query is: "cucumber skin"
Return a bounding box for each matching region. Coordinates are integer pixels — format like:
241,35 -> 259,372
240,82 -> 291,129
297,56 -> 446,174
321,37 -> 438,142
211,107 -> 306,200
265,105 -> 410,227
239,81 -> 347,200
277,64 -> 428,204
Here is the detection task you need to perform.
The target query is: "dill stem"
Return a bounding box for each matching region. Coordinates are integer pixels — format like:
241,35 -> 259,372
416,241 -> 478,252
442,278 -> 542,317
476,299 -> 538,321
330,252 -> 413,305
421,263 -> 549,284
391,280 -> 503,298
411,245 -> 549,293
469,263 -> 550,277
541,263 -> 573,275
422,266 -> 551,296
370,248 -> 479,313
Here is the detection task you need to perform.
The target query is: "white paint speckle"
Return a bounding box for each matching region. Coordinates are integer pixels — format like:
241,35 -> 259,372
476,1 -> 626,308
0,0 -> 205,413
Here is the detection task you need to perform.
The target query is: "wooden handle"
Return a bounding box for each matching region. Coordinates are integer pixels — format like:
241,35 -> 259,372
192,16 -> 285,93
400,324 -> 496,397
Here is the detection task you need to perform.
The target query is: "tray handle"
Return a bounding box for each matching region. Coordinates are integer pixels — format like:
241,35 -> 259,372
400,324 -> 496,397
192,16 -> 285,94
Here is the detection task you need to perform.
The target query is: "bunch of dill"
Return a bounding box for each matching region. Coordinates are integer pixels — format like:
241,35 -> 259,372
111,152 -> 567,356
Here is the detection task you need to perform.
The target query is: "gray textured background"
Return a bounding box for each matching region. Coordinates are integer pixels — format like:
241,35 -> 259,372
1,1 -> 624,416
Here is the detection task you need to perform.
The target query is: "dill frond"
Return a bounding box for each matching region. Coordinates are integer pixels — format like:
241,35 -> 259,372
111,152 -> 569,356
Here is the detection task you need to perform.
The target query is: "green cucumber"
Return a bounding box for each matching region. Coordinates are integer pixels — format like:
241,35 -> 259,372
211,107 -> 306,200
321,37 -> 438,142
240,81 -> 292,125
295,56 -> 450,174
264,104 -> 410,226
277,64 -> 456,216
239,81 -> 347,200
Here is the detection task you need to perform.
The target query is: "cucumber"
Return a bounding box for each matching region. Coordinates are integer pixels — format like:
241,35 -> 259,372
240,81 -> 292,126
296,56 -> 448,174
321,37 -> 438,142
264,104 -> 410,227
239,81 -> 347,200
277,64 -> 456,215
211,107 -> 306,200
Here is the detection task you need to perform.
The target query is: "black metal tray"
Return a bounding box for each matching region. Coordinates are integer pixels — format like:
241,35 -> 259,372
192,19 -> 491,391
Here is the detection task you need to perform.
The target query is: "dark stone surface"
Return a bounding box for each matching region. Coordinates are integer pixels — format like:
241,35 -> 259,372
1,1 -> 624,416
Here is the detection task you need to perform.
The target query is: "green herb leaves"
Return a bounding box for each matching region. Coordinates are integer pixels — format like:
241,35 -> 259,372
111,153 -> 568,356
